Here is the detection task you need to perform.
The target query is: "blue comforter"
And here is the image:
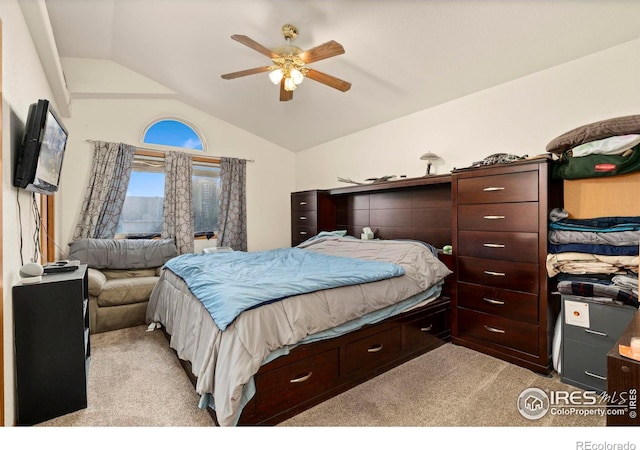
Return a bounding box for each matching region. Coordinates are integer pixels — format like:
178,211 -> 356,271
164,248 -> 405,331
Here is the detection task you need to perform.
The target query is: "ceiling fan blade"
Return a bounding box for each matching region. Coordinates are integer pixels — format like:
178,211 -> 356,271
231,34 -> 278,59
280,80 -> 293,102
221,66 -> 272,80
299,40 -> 345,63
305,69 -> 351,92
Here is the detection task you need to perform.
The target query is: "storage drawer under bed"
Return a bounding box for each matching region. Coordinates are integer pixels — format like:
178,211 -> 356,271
253,348 -> 340,414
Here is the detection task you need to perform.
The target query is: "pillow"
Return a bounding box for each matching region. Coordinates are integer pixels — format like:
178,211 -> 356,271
68,238 -> 178,269
546,115 -> 640,155
570,134 -> 640,158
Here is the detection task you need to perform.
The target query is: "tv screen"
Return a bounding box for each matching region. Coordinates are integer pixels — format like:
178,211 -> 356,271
14,99 -> 68,195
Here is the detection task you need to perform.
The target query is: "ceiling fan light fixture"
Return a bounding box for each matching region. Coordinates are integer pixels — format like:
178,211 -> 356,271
290,68 -> 304,85
268,68 -> 283,85
284,77 -> 297,91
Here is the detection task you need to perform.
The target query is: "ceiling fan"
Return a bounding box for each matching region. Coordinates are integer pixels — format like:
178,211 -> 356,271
221,24 -> 351,101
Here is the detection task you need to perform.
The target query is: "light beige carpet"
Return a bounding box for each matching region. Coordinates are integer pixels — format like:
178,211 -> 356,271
37,325 -> 608,428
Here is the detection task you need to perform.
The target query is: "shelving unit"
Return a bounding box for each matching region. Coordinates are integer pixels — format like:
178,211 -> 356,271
13,265 -> 90,425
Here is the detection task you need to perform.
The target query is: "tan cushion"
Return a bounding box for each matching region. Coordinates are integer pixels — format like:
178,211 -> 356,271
97,276 -> 159,307
102,268 -> 158,280
87,268 -> 107,297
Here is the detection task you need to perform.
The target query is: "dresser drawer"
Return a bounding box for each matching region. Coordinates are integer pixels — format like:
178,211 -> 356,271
291,225 -> 317,244
457,282 -> 538,324
562,296 -> 636,349
345,327 -> 402,373
562,338 -> 608,392
457,230 -> 538,263
291,193 -> 317,211
254,348 -> 339,414
402,307 -> 450,351
457,203 -> 538,232
456,171 -> 538,204
457,256 -> 539,293
458,308 -> 539,355
292,210 -> 317,226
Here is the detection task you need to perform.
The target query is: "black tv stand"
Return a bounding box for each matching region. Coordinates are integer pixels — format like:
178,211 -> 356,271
13,265 -> 90,425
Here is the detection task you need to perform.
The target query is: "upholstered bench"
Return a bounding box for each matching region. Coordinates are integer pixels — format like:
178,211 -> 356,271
68,238 -> 178,334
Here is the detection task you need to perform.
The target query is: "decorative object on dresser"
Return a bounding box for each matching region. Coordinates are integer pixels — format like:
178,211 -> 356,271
607,308 -> 640,426
290,190 -> 336,246
420,151 -> 441,176
560,295 -> 636,393
451,159 -> 564,374
13,266 -> 90,425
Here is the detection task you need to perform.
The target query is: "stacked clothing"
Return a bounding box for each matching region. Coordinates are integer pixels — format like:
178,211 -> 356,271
546,114 -> 640,180
546,208 -> 639,308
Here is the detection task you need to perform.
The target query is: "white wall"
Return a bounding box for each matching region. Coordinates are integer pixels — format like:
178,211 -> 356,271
58,98 -> 295,254
295,38 -> 640,191
0,0 -> 62,426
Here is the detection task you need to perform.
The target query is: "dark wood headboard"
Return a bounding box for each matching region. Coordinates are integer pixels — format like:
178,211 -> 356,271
328,175 -> 452,249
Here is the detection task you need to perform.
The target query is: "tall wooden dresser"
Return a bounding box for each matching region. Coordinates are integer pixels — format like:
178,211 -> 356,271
451,159 -> 563,374
290,190 -> 336,246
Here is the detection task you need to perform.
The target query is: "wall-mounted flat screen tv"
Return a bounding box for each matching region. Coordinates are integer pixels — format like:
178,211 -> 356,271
13,99 -> 68,195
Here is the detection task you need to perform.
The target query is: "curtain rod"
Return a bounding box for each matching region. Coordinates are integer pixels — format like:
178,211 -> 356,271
84,140 -> 255,162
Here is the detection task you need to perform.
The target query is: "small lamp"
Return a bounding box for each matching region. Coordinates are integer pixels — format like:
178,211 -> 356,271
420,152 -> 441,176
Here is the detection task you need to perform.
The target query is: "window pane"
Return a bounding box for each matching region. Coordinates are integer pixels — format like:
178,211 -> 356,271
143,119 -> 204,150
116,170 -> 165,236
193,165 -> 220,234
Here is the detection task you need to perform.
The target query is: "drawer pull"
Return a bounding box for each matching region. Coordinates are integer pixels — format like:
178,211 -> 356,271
483,186 -> 505,192
299,231 -> 308,235
484,270 -> 506,277
483,297 -> 505,305
367,344 -> 384,353
420,325 -> 433,332
299,216 -> 307,220
584,329 -> 608,337
483,215 -> 506,220
584,371 -> 607,381
290,372 -> 313,383
483,243 -> 505,248
299,201 -> 307,206
484,325 -> 506,334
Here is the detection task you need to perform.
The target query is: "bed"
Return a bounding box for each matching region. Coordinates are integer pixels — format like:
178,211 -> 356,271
146,233 -> 452,426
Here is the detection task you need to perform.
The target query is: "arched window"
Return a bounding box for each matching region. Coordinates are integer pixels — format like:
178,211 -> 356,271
142,118 -> 205,150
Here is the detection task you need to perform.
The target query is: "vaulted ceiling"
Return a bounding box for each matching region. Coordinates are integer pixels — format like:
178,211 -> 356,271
44,0 -> 640,152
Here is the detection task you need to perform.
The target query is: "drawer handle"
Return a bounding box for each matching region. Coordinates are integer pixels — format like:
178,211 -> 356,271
299,201 -> 307,206
290,372 -> 313,383
483,243 -> 505,248
299,216 -> 307,220
483,297 -> 505,305
584,329 -> 608,337
368,344 -> 384,353
484,270 -> 506,277
483,186 -> 505,192
420,325 -> 433,332
584,371 -> 607,381
483,215 -> 505,220
484,325 -> 506,334
299,231 -> 308,235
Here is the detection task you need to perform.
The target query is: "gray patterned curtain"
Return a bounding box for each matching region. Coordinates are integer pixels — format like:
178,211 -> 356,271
162,151 -> 194,254
73,141 -> 136,240
218,157 -> 247,251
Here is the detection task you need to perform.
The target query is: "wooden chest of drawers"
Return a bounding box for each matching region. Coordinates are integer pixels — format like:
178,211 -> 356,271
451,159 -> 563,374
290,190 -> 336,246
